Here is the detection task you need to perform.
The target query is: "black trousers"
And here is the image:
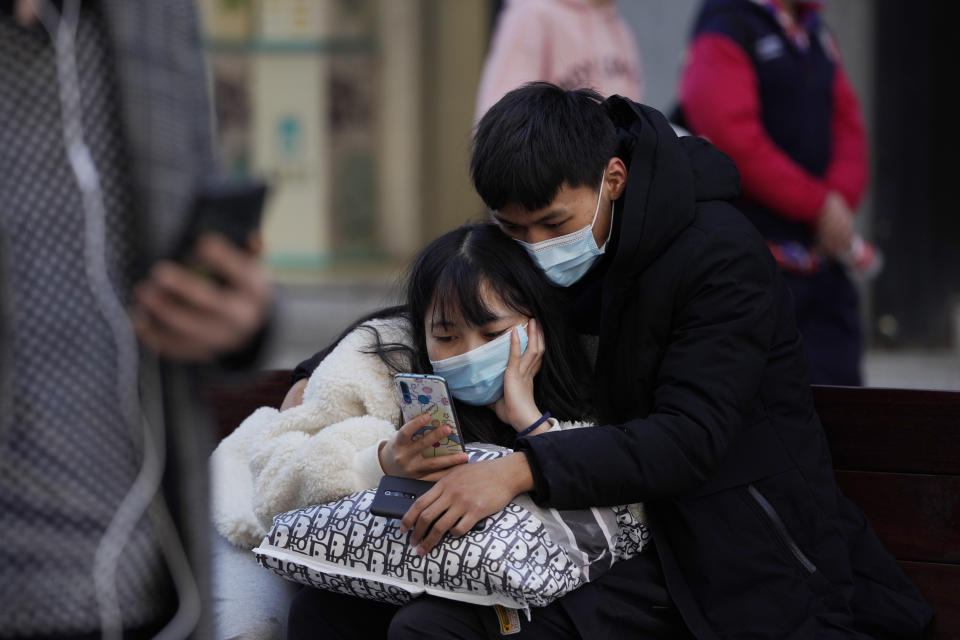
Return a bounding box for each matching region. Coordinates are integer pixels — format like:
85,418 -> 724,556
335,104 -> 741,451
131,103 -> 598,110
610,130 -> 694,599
287,589 -> 584,639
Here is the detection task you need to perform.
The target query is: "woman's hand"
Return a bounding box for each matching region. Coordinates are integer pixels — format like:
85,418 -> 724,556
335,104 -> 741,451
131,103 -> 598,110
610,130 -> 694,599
401,452 -> 534,554
280,378 -> 308,411
491,318 -> 544,431
378,413 -> 468,481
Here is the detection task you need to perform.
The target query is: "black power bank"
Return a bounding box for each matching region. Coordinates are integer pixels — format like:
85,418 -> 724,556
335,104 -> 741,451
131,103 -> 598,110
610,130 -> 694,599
369,475 -> 435,520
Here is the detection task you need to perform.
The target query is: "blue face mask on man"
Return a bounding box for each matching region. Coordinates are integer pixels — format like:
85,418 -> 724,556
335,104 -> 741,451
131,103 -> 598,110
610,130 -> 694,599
430,324 -> 529,406
515,170 -> 614,287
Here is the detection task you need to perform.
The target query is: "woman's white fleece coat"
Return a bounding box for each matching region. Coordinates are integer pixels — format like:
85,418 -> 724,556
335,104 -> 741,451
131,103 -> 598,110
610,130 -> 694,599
212,318 -> 408,548
211,316 -> 585,549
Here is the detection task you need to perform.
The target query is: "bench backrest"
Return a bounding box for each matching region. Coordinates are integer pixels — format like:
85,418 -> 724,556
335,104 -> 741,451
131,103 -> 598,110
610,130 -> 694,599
813,385 -> 959,639
204,373 -> 960,637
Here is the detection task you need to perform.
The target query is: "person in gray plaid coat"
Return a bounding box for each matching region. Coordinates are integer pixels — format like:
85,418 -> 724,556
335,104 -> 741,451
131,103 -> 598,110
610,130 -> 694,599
0,1 -> 274,637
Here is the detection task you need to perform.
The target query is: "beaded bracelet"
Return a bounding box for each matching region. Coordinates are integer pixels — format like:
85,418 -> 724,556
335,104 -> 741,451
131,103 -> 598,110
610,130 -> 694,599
516,412 -> 552,439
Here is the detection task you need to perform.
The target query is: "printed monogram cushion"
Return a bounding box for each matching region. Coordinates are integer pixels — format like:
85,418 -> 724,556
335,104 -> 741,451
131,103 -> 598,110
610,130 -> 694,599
254,445 -> 650,610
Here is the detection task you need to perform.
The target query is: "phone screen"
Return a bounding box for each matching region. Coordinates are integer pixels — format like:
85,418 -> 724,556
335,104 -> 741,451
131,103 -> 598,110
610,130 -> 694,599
395,374 -> 464,457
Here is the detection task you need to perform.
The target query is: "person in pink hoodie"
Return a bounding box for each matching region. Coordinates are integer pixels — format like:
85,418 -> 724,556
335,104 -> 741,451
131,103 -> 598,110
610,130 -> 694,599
474,0 -> 644,120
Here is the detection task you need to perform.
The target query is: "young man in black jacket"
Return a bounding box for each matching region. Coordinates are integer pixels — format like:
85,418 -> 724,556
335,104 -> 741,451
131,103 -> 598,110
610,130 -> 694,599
395,83 -> 932,638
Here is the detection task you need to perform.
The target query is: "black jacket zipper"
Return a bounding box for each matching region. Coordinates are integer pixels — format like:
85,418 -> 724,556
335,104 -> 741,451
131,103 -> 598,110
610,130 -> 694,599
747,484 -> 817,574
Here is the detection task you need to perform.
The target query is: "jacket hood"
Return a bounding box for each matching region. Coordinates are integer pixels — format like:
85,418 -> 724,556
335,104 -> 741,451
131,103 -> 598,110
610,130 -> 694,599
603,96 -> 740,279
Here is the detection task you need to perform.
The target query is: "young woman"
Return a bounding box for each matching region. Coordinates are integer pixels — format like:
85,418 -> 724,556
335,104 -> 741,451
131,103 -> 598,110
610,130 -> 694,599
210,222 -> 598,636
210,224 -> 597,636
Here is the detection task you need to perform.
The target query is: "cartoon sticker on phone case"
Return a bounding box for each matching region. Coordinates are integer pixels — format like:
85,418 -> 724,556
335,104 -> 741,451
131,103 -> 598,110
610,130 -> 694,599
398,377 -> 462,457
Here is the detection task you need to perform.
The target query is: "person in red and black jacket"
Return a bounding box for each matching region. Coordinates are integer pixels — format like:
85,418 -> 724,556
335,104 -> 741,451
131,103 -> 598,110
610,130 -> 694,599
678,0 -> 870,386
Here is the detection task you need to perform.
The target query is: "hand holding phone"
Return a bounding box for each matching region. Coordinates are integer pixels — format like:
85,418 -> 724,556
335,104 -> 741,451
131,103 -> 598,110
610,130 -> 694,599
377,412 -> 468,481
394,374 -> 464,458
172,179 -> 268,278
131,179 -> 272,362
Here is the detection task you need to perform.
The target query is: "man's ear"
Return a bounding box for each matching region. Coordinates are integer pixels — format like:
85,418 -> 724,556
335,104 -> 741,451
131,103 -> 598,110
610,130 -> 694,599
605,157 -> 628,200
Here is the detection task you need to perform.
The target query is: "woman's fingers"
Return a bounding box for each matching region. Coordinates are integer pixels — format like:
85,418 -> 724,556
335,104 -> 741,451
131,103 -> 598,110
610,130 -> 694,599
397,413 -> 432,437
386,414 -> 467,477
518,318 -> 544,375
505,324 -> 524,373
407,424 -> 451,453
504,319 -> 544,378
412,451 -> 468,477
383,414 -> 435,476
531,318 -> 544,356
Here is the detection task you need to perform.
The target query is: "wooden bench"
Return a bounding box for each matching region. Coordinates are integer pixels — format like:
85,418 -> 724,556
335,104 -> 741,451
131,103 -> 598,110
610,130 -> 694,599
204,371 -> 960,638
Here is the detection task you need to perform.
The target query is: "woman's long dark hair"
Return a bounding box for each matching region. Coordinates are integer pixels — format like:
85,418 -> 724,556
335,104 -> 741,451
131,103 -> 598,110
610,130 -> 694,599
323,223 -> 594,447
404,223 -> 593,446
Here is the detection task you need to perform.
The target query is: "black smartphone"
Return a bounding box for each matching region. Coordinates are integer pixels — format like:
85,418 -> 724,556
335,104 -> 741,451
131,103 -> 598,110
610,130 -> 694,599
370,475 -> 435,520
370,475 -> 488,532
172,178 -> 268,262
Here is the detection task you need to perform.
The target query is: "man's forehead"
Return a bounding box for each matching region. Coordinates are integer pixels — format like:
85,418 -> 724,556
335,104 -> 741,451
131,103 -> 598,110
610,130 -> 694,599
492,204 -> 566,225
496,182 -> 597,216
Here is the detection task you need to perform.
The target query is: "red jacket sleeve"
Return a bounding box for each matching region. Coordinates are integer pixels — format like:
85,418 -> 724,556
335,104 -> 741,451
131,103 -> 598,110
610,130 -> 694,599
824,65 -> 868,209
680,33 -> 827,223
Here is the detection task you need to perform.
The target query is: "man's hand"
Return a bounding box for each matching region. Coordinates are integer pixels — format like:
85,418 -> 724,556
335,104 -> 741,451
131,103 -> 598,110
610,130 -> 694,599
400,452 -> 534,554
15,0 -> 38,27
815,191 -> 855,259
131,233 -> 272,362
378,413 -> 468,480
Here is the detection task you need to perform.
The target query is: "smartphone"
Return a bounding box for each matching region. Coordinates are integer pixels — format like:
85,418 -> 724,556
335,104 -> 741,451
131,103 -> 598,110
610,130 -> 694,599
369,475 -> 435,520
171,178 -> 268,264
394,373 -> 465,458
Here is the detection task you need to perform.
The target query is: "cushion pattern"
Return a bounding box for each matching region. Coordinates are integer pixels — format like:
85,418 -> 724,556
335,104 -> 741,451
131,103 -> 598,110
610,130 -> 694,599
254,445 -> 650,610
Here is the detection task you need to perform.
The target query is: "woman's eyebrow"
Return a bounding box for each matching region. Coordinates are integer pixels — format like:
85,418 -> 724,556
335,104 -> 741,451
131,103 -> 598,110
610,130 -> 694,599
430,318 -> 458,330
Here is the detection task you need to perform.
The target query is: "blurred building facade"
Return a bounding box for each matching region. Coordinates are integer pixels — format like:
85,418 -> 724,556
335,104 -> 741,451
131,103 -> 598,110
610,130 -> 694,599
196,0 -> 958,383
199,0 -> 488,277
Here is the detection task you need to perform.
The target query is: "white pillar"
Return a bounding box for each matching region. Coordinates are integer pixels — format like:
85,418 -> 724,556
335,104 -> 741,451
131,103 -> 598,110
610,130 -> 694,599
376,0 -> 423,258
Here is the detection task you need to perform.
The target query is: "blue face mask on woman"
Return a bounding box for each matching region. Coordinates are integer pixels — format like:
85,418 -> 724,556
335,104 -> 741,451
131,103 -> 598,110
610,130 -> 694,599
516,170 -> 614,287
429,324 -> 529,406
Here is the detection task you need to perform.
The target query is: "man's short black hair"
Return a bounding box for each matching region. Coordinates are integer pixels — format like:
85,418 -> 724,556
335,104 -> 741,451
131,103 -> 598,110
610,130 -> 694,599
470,82 -> 618,212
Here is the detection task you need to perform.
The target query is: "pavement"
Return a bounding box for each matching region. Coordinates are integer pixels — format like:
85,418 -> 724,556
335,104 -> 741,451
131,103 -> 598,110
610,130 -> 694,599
863,349 -> 960,391
265,280 -> 960,392
267,279 -> 401,370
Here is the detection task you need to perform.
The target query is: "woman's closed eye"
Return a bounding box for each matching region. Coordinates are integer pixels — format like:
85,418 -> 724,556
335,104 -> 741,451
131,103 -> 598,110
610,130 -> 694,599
483,327 -> 511,340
